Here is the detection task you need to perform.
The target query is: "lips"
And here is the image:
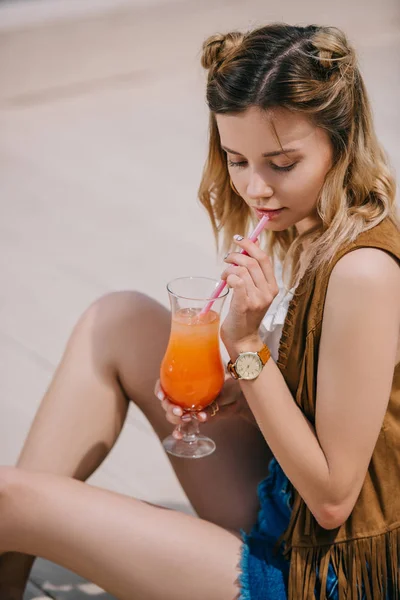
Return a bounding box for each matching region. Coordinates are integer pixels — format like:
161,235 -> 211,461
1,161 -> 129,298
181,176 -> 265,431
255,208 -> 284,219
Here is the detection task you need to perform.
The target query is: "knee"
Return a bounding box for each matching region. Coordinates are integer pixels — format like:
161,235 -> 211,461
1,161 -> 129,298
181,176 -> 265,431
85,290 -> 169,339
74,291 -> 168,370
85,291 -> 159,329
72,291 -> 153,342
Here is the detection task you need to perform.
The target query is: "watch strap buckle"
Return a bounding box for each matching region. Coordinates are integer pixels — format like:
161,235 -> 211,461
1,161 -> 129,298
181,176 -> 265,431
227,360 -> 239,380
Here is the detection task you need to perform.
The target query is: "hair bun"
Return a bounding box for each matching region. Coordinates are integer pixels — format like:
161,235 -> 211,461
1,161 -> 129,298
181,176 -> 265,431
201,31 -> 244,71
312,26 -> 356,71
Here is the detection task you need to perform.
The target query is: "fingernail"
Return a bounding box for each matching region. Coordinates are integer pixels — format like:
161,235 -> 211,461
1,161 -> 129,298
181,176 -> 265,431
156,391 -> 164,401
199,412 -> 207,420
234,234 -> 244,241
224,252 -> 230,260
182,414 -> 191,422
173,407 -> 182,416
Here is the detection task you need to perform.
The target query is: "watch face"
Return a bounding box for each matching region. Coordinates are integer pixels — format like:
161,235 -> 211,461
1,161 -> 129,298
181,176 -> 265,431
235,352 -> 263,380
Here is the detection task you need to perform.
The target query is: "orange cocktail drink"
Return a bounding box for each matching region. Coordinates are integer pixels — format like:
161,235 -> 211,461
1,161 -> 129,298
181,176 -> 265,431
160,276 -> 229,459
160,308 -> 225,412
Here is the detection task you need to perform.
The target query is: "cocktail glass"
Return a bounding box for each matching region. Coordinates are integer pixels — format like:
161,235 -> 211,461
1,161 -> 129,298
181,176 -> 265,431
160,276 -> 229,458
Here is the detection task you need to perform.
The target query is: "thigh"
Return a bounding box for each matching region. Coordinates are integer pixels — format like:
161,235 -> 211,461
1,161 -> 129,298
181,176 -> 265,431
97,291 -> 271,532
2,468 -> 243,600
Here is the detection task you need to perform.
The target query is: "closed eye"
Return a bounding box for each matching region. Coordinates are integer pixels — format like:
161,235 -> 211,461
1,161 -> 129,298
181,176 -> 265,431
227,159 -> 247,170
271,163 -> 297,172
227,159 -> 297,172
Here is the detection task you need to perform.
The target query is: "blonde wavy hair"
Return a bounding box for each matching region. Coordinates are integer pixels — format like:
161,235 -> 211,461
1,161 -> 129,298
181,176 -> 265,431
198,23 -> 399,290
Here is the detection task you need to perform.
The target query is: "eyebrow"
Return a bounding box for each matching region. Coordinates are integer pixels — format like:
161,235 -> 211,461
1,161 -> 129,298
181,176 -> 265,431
221,145 -> 298,157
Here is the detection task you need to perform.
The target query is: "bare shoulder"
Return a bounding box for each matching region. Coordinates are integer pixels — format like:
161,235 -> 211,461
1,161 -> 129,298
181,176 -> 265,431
323,247 -> 400,336
330,247 -> 400,293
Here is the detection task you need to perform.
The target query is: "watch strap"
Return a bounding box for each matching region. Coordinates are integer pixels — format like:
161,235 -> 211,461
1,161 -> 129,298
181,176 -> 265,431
258,344 -> 271,366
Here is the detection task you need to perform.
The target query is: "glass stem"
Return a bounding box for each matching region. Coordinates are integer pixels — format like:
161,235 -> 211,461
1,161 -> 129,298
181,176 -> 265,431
177,413 -> 200,443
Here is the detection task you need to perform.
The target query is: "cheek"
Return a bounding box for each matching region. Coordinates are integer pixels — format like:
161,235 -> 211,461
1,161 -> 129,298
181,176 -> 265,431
284,162 -> 328,207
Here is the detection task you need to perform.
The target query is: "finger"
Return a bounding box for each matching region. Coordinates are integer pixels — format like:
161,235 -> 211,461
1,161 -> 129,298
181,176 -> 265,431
160,398 -> 183,423
201,404 -> 225,421
155,383 -> 192,422
167,403 -> 184,421
222,265 -> 257,301
224,252 -> 270,292
232,236 -> 279,294
224,271 -> 249,309
154,379 -> 165,401
165,411 -> 183,425
171,405 -> 183,418
168,403 -> 194,424
161,398 -> 170,412
160,395 -> 182,417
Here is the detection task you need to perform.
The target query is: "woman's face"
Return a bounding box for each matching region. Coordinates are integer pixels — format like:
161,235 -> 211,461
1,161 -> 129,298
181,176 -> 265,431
215,107 -> 333,234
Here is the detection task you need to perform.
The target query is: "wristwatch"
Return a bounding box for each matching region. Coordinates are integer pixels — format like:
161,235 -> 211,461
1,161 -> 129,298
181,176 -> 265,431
227,344 -> 271,381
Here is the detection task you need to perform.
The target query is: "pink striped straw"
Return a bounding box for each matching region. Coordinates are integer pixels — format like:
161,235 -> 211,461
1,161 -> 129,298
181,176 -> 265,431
200,214 -> 270,316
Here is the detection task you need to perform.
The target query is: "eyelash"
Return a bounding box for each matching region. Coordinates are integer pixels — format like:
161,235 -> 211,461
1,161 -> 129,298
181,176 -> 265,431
227,159 -> 297,172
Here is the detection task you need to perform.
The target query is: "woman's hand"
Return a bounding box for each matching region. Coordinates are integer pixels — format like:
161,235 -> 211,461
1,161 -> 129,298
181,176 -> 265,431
220,235 -> 279,348
154,376 -> 257,438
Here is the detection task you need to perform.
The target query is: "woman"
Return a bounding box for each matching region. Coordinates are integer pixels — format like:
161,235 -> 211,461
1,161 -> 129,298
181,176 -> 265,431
0,23 -> 399,600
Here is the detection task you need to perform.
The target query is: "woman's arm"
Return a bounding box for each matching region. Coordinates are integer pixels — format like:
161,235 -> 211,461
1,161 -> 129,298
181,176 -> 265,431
224,247 -> 400,530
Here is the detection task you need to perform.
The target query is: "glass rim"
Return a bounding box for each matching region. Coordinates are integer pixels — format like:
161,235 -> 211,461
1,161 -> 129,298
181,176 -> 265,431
166,276 -> 229,302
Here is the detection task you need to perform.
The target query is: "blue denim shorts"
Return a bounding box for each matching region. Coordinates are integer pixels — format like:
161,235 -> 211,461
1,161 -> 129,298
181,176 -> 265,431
238,458 -> 339,599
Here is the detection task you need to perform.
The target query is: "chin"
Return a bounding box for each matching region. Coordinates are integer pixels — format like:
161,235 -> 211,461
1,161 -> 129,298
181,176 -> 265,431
261,217 -> 293,232
265,221 -> 291,232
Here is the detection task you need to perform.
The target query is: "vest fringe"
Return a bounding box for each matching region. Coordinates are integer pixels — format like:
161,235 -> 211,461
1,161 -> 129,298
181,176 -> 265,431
287,526 -> 400,599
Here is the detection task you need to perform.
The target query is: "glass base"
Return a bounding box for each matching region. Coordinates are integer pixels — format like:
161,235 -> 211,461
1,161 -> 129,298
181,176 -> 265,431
162,434 -> 216,459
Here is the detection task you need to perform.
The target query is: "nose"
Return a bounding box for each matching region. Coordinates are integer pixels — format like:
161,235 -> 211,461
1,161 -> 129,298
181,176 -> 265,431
246,170 -> 273,202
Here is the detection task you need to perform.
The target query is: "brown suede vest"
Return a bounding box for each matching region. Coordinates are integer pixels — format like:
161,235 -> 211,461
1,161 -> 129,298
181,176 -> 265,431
276,216 -> 400,599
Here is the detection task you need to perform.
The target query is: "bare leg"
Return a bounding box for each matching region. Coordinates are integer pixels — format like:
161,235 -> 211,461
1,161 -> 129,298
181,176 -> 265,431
0,293 -> 133,597
0,467 -> 243,600
1,292 -> 271,594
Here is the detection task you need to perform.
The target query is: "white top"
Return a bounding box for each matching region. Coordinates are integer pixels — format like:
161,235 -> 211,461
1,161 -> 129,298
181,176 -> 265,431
259,264 -> 296,362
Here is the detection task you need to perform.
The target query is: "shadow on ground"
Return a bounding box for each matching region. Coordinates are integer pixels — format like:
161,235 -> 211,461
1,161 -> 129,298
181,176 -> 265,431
25,559 -> 115,600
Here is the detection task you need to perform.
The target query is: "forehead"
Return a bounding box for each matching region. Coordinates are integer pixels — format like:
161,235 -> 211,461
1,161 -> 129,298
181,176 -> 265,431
215,106 -> 320,154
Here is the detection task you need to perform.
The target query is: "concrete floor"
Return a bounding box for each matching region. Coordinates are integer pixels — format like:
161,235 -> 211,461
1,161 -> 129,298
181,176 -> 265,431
0,0 -> 398,597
